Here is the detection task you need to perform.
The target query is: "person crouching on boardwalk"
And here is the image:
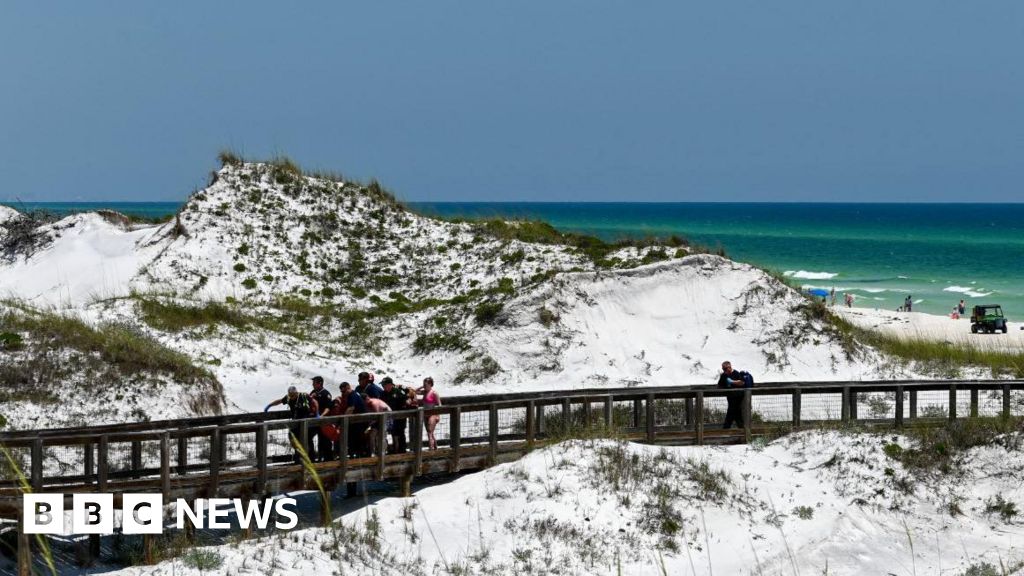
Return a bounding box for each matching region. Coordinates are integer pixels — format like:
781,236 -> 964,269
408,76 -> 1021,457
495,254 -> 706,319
264,386 -> 318,463
364,394 -> 392,456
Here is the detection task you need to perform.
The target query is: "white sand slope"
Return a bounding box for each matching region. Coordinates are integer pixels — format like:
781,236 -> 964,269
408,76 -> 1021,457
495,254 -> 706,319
0,213 -> 166,306
100,432 -> 1024,576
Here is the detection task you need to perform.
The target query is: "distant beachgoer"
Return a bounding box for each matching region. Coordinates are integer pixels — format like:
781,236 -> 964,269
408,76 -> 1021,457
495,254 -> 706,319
829,287 -> 836,306
844,293 -> 854,308
418,377 -> 442,450
717,361 -> 749,429
905,296 -> 913,312
951,307 -> 960,320
958,300 -> 966,315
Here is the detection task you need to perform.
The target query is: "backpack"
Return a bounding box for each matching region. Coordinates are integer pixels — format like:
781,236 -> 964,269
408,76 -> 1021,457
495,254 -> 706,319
738,371 -> 755,388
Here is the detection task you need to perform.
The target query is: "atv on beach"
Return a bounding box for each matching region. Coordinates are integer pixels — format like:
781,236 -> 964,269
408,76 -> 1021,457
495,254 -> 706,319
971,304 -> 1008,334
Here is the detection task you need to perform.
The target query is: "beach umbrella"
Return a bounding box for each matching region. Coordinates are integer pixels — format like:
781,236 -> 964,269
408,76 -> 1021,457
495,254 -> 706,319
808,288 -> 830,297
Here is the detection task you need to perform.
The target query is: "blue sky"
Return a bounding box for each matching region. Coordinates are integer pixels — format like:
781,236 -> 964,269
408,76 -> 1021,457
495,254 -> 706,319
2,2 -> 1022,202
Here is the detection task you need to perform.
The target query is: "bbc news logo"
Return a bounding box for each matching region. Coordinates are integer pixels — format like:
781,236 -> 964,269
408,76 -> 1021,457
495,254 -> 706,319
23,494 -> 298,535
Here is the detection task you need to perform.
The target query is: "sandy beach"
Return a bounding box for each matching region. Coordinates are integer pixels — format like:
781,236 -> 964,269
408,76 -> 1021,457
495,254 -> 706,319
835,305 -> 1024,352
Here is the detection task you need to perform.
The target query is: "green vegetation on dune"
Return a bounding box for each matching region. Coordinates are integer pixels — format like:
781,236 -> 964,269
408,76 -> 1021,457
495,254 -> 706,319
2,302 -> 214,384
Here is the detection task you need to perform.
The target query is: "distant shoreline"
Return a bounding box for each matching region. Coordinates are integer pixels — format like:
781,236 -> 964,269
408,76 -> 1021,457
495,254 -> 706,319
5,201 -> 1022,320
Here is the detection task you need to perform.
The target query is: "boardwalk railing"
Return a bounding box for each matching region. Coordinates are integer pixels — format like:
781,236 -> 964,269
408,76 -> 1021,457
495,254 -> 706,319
2,380 -> 1024,572
4,379 -> 1024,516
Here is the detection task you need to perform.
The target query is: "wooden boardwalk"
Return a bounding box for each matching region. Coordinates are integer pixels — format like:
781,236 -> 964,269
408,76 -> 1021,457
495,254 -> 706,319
2,379 -> 1023,572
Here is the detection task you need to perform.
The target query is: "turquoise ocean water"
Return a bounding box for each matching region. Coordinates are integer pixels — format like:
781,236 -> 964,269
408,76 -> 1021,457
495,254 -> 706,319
8,201 -> 1024,319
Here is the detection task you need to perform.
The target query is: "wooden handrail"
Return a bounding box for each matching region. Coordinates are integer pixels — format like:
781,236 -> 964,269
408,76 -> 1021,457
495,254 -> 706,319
2,378 -> 1024,515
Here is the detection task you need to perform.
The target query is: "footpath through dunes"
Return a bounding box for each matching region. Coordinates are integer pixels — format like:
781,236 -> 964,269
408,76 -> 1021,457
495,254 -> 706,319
5,380 -> 1024,575
0,155 -> 893,432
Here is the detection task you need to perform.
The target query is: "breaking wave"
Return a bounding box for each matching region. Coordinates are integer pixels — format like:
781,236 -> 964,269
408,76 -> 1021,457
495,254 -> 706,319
943,285 -> 993,298
784,270 -> 838,280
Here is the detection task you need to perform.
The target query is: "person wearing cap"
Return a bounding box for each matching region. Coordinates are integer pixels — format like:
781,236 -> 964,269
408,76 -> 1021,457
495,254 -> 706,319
264,385 -> 318,462
357,371 -> 384,400
381,377 -> 411,453
309,376 -> 333,462
338,381 -> 370,457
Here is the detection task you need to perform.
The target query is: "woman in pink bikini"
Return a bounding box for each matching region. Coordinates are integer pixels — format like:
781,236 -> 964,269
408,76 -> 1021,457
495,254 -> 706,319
418,377 -> 442,450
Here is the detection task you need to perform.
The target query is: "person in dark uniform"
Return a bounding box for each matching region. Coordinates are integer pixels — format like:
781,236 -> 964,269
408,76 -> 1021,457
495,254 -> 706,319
381,377 -> 410,453
338,382 -> 369,457
309,376 -> 333,462
717,361 -> 746,429
265,386 -> 318,462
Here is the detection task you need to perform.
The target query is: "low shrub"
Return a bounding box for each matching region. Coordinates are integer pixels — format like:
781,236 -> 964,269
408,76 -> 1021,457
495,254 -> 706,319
474,301 -> 503,325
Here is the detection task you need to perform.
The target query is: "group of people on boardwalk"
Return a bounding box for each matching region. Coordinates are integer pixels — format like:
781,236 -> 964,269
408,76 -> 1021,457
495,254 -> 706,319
265,372 -> 442,462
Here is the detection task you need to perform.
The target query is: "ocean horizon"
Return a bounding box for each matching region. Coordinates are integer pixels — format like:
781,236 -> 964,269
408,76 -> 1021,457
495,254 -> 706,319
7,200 -> 1023,319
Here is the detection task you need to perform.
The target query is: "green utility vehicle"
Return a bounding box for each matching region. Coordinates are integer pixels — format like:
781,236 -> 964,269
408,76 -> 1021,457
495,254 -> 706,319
970,304 -> 1007,334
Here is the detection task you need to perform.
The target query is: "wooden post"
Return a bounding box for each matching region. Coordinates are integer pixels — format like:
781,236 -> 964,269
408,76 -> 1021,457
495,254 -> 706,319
143,534 -> 154,564
377,413 -> 387,479
131,440 -> 142,479
84,441 -> 94,484
525,400 -> 536,448
411,410 -> 423,475
970,389 -> 979,418
177,435 -> 188,475
400,474 -> 413,497
909,390 -> 918,420
646,393 -> 656,443
17,513 -> 31,576
450,407 -> 461,473
633,399 -> 643,429
30,438 -> 42,492
209,428 -> 221,497
1003,384 -> 1012,420
488,403 -> 499,465
89,534 -> 100,563
536,402 -> 546,436
583,398 -> 593,430
895,386 -> 905,428
256,424 -> 268,495
695,391 -> 705,445
949,384 -> 957,421
792,389 -> 802,428
160,432 -> 170,500
841,387 -> 850,423
743,389 -> 752,443
98,435 -> 108,492
685,397 -> 694,429
339,418 -> 350,483
849,390 -> 858,420
299,420 -> 310,460
561,398 -> 571,433
604,395 -> 614,430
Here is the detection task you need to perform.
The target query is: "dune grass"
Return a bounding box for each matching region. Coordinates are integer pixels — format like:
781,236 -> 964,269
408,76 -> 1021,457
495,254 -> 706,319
1,301 -> 215,384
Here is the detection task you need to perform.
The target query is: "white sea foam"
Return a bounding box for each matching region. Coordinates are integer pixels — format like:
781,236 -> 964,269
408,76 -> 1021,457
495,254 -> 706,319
862,288 -> 888,293
943,285 -> 993,298
785,270 -> 838,280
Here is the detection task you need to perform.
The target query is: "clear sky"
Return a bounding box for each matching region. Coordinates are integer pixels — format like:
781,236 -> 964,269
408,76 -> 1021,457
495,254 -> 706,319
2,2 -> 1022,202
